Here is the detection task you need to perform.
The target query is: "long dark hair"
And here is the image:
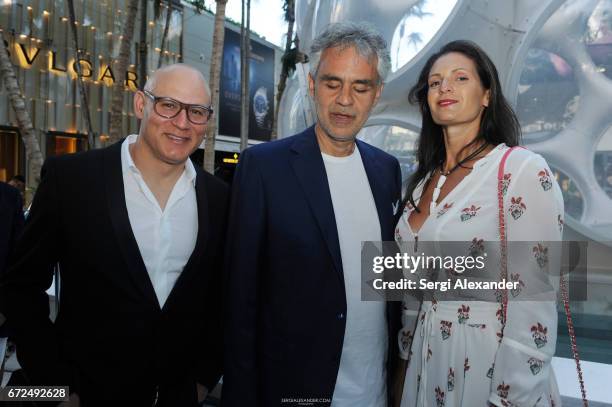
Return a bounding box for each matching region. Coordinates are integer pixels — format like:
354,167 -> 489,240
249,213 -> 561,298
403,40 -> 521,211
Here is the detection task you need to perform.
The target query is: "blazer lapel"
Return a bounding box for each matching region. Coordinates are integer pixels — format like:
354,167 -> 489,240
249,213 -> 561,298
166,168 -> 210,299
103,141 -> 160,308
289,127 -> 343,281
357,140 -> 391,241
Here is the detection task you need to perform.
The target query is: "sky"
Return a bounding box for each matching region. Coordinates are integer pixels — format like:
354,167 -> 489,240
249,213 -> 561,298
206,0 -> 288,47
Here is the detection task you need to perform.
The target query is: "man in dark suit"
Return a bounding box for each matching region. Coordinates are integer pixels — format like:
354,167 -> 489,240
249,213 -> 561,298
223,22 -> 402,406
0,64 -> 228,406
0,181 -> 24,276
0,181 -> 24,346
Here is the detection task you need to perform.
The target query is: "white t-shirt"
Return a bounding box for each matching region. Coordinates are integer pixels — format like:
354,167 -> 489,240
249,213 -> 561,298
323,147 -> 388,407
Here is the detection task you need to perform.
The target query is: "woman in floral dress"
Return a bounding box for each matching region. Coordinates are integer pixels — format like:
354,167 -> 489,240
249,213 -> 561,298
395,41 -> 564,407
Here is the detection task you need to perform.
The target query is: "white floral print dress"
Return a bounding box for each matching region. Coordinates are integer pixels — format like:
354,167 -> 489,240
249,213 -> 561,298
396,144 -> 564,407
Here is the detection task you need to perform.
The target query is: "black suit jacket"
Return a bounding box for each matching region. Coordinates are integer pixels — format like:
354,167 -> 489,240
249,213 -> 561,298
0,182 -> 24,337
223,126 -> 403,406
0,181 -> 24,275
0,142 -> 229,406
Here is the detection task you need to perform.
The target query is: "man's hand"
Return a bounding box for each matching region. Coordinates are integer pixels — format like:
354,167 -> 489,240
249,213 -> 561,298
196,383 -> 209,403
58,392 -> 80,407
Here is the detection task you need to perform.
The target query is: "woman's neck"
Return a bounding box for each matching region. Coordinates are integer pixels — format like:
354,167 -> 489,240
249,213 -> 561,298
441,121 -> 484,171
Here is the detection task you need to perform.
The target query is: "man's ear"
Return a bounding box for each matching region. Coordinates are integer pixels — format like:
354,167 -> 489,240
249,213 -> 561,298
134,91 -> 146,120
308,73 -> 315,98
373,82 -> 384,107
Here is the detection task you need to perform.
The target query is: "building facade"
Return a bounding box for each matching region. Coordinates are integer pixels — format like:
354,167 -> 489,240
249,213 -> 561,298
0,0 -> 282,184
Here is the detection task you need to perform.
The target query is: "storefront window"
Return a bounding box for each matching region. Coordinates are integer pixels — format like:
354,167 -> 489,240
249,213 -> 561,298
46,131 -> 87,156
0,127 -> 25,182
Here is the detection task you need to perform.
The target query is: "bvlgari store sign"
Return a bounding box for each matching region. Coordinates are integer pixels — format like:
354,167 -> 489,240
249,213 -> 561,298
7,40 -> 139,91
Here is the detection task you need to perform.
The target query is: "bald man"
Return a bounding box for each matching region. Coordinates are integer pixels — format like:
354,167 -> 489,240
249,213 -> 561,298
0,64 -> 228,406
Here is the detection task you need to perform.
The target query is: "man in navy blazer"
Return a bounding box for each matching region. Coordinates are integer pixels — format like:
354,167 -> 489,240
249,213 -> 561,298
224,22 -> 403,406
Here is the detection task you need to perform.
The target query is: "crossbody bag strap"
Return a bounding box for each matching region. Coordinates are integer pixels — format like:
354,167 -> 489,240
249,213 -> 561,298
497,146 -> 588,406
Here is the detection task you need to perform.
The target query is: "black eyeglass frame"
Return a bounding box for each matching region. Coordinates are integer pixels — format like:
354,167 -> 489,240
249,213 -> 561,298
142,90 -> 214,125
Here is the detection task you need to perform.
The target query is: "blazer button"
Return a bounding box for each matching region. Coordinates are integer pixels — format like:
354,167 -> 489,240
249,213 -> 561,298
337,312 -> 345,320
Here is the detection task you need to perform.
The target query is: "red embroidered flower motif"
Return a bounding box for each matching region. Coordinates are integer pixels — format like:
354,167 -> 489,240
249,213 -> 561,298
437,202 -> 454,218
496,330 -> 503,344
447,368 -> 455,391
469,237 -> 485,258
460,205 -> 481,222
533,243 -> 549,269
502,173 -> 512,196
531,323 -> 548,348
528,357 -> 544,375
435,386 -> 445,407
496,307 -> 506,324
400,329 -> 413,353
538,169 -> 553,191
510,273 -> 525,297
497,382 -> 510,399
445,267 -> 460,277
509,197 -> 526,220
440,321 -> 452,340
457,304 -> 470,324
558,214 -> 564,233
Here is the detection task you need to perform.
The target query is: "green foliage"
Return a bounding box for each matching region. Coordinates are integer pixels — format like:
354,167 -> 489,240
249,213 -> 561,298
184,0 -> 211,14
281,47 -> 299,75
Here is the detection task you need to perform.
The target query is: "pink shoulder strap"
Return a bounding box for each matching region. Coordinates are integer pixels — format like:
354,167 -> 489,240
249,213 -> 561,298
496,146 -> 588,406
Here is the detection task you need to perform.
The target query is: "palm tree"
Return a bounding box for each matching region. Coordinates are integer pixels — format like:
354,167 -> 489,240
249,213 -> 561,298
407,32 -> 424,51
156,0 -> 173,68
66,0 -> 96,149
408,0 -> 431,19
239,0 -> 251,152
272,0 -> 296,139
0,38 -> 43,188
108,0 -> 139,144
138,0 -> 148,89
203,0 -> 229,174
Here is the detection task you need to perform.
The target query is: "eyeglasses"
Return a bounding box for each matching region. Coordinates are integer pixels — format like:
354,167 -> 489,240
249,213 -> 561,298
142,90 -> 213,125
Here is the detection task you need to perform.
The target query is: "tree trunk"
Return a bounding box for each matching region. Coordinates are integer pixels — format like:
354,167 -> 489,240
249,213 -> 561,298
239,0 -> 251,152
272,0 -> 294,140
67,0 -> 96,149
108,0 -> 139,144
138,0 -> 148,89
202,0 -> 228,174
0,38 -> 43,188
157,1 -> 172,69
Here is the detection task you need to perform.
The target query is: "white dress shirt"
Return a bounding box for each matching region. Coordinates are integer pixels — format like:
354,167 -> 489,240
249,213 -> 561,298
121,135 -> 198,308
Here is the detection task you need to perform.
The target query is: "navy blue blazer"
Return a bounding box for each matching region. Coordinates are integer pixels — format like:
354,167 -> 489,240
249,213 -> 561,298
223,125 -> 403,406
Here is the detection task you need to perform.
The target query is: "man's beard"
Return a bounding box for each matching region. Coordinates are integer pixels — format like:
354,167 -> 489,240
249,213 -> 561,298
316,109 -> 360,143
320,123 -> 358,142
